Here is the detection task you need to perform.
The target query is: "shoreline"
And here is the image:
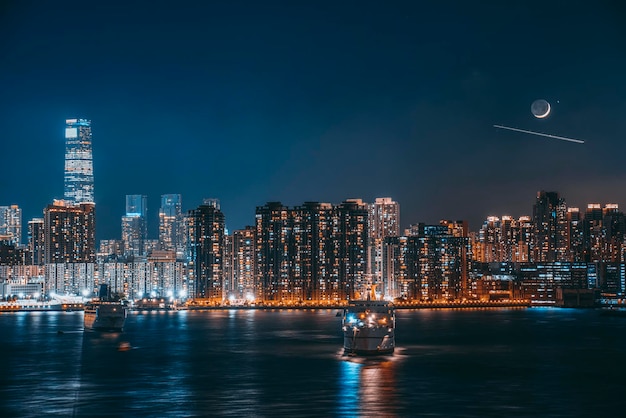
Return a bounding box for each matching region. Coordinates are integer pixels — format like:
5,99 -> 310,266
184,300 -> 533,311
5,300 -> 620,313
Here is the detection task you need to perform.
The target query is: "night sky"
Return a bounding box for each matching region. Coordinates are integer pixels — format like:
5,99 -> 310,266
1,1 -> 625,240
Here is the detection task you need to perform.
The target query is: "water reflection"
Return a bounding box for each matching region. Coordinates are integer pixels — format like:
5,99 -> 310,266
338,356 -> 398,417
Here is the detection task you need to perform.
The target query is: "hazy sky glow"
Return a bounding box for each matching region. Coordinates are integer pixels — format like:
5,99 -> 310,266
1,1 -> 625,239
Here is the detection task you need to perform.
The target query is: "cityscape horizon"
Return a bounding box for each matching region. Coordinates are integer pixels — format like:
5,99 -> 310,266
4,117 -> 626,241
3,3 -> 626,417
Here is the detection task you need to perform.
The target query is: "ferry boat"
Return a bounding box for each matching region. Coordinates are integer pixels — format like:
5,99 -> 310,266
84,302 -> 127,331
84,284 -> 127,332
342,299 -> 395,355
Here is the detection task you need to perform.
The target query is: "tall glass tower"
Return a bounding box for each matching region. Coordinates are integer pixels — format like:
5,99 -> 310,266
64,119 -> 94,204
122,195 -> 148,256
159,194 -> 183,253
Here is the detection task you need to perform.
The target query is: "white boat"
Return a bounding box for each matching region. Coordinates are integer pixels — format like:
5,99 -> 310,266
84,284 -> 127,331
342,299 -> 395,355
84,301 -> 127,331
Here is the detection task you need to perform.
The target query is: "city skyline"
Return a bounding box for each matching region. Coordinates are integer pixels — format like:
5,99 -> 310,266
4,184 -> 626,244
2,1 -> 626,238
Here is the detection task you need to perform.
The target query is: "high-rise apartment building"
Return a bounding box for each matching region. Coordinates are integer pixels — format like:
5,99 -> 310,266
335,199 -> 369,299
255,202 -> 291,302
159,194 -> 183,254
473,215 -> 532,263
292,202 -> 336,301
27,218 -> 45,265
582,203 -> 626,263
64,119 -> 94,204
44,200 -> 96,264
0,205 -> 22,245
566,208 -> 584,262
232,226 -> 256,300
122,194 -> 148,256
416,221 -> 469,301
368,197 -> 400,294
255,200 -> 369,303
513,216 -> 533,262
601,204 -> 625,263
188,199 -> 225,300
383,235 -> 420,299
476,216 -> 502,263
532,191 -> 567,262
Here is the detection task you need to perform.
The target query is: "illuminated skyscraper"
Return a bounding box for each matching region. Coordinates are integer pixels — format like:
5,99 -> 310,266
44,200 -> 96,264
383,235 -> 420,299
476,216 -> 502,263
0,205 -> 22,245
532,191 -> 567,262
292,202 -> 335,301
335,199 -> 369,300
416,221 -> 469,301
255,200 -> 368,302
566,208 -> 584,262
232,226 -> 257,300
159,194 -> 183,254
602,204 -> 625,262
582,203 -> 625,263
64,119 -> 94,204
188,199 -> 225,300
512,216 -> 533,262
122,194 -> 148,256
27,218 -> 45,265
255,202 -> 291,302
368,197 -> 400,296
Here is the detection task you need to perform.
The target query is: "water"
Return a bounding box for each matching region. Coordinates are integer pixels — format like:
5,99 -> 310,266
1,308 -> 625,417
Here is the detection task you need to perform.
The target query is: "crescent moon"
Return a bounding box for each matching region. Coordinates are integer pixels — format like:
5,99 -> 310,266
535,102 -> 551,118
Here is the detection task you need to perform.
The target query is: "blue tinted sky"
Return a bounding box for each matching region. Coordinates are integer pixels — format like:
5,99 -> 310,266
1,1 -> 625,238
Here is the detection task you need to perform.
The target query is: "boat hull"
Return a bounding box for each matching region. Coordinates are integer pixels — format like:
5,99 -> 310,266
343,327 -> 395,355
342,300 -> 395,356
84,304 -> 127,331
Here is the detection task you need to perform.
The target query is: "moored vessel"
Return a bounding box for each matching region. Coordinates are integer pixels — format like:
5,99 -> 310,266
84,284 -> 127,331
342,299 -> 395,355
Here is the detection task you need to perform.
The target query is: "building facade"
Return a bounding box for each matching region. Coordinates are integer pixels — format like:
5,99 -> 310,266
44,200 -> 96,264
232,226 -> 256,300
0,205 -> 22,245
64,119 -> 94,204
159,194 -> 184,255
27,218 -> 45,265
122,194 -> 148,256
368,197 -> 400,296
532,191 -> 567,262
188,199 -> 225,300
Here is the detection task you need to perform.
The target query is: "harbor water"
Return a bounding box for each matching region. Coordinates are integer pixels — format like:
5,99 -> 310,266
1,308 -> 625,417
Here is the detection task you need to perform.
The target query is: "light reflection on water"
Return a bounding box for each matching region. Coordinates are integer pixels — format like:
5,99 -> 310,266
1,308 -> 626,417
338,355 -> 400,418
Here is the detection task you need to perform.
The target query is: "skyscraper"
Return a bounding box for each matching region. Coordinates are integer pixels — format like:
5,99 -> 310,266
27,218 -> 45,265
121,194 -> 148,256
416,221 -> 469,301
232,226 -> 257,300
383,235 -> 420,299
255,200 -> 369,302
64,119 -> 94,204
255,202 -> 291,302
188,199 -> 225,300
292,202 -> 335,301
159,194 -> 183,254
368,197 -> 400,295
566,208 -> 584,262
532,191 -> 567,262
44,200 -> 96,264
333,199 -> 369,300
0,205 -> 22,245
